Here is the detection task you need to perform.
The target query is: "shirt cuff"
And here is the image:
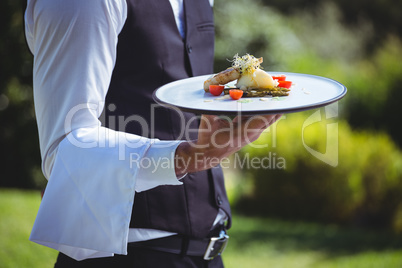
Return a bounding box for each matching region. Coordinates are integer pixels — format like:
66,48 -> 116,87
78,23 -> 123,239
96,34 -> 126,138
134,140 -> 185,192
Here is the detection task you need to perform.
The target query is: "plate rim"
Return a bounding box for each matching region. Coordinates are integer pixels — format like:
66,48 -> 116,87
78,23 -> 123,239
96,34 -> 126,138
152,71 -> 347,115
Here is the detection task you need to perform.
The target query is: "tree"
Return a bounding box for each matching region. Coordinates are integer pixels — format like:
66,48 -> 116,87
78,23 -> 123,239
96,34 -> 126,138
0,0 -> 42,189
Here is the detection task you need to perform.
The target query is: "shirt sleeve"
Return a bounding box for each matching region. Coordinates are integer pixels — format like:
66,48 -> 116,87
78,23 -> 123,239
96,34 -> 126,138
25,0 -> 182,261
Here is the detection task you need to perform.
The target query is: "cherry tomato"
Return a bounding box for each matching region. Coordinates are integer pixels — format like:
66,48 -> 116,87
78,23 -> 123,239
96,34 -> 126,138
209,85 -> 225,96
229,89 -> 243,100
278,80 -> 292,89
272,75 -> 286,81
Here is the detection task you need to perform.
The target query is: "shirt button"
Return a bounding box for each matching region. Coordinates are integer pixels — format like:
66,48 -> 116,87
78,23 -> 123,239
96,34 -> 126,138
187,44 -> 193,53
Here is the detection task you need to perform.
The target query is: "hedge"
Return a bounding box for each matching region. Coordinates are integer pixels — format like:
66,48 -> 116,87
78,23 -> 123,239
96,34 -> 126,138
235,110 -> 402,232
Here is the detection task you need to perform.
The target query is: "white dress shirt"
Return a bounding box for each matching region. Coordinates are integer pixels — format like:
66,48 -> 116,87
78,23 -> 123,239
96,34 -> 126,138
25,0 -> 223,261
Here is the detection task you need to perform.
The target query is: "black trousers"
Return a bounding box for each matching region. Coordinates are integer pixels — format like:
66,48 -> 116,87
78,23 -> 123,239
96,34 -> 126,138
54,244 -> 224,268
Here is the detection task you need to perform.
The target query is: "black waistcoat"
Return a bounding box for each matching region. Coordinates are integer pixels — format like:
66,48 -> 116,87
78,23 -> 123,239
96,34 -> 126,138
103,0 -> 231,238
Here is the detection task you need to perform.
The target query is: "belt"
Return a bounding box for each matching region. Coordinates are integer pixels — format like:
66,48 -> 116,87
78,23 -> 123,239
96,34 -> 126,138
129,230 -> 229,260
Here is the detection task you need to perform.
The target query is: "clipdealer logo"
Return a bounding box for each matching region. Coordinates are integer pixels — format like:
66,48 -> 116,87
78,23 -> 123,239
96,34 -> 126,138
63,101 -> 339,168
302,103 -> 339,167
128,151 -> 286,172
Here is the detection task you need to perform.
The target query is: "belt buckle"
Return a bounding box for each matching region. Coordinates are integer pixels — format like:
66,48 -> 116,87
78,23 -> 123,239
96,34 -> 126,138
203,231 -> 229,260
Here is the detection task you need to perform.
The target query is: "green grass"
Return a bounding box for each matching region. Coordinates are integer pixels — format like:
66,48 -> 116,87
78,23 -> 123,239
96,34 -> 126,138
0,189 -> 58,268
223,215 -> 402,268
1,189 -> 402,268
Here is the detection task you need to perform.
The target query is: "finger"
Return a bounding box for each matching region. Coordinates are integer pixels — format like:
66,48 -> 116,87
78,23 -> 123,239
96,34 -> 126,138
274,114 -> 283,122
258,113 -> 283,128
199,114 -> 220,130
241,114 -> 278,130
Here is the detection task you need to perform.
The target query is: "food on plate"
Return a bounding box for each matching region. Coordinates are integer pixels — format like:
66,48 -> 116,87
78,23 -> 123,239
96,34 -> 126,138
277,80 -> 292,89
204,68 -> 241,92
229,89 -> 243,100
272,75 -> 286,81
223,87 -> 290,98
204,54 -> 292,100
236,69 -> 276,90
209,85 -> 225,96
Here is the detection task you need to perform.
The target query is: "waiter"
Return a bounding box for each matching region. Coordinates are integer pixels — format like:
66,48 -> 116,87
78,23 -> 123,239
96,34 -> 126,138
25,0 -> 281,267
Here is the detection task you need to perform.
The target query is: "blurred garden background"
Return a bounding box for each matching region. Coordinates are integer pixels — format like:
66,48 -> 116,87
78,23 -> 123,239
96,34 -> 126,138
1,0 -> 402,267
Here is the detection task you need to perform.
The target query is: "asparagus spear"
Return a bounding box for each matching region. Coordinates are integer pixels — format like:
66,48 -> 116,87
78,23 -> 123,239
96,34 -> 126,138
223,87 -> 290,97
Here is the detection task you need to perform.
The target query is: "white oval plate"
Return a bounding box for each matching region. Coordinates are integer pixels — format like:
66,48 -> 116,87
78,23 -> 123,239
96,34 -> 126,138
153,72 -> 347,115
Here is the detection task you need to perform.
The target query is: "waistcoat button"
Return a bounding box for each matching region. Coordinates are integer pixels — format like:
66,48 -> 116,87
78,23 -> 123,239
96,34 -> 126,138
217,195 -> 223,205
187,44 -> 193,53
